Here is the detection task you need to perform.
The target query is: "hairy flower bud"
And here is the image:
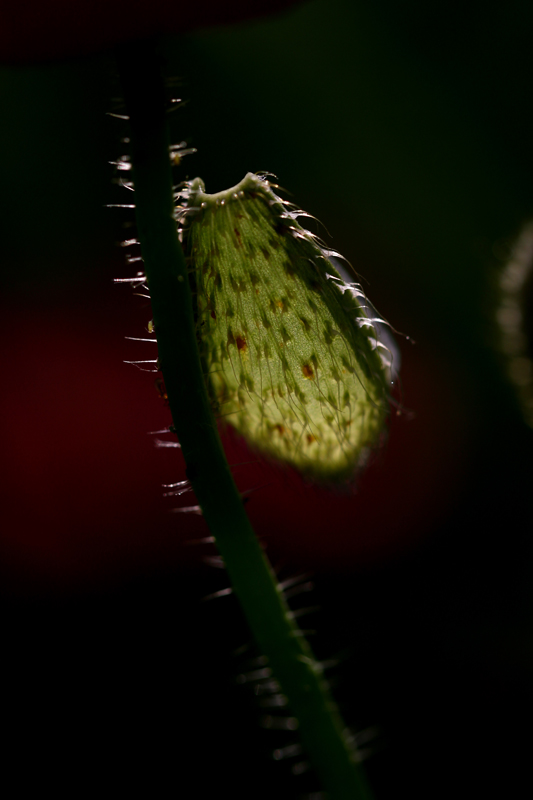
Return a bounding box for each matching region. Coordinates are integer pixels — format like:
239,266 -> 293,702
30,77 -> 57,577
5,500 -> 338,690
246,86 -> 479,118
178,173 -> 393,481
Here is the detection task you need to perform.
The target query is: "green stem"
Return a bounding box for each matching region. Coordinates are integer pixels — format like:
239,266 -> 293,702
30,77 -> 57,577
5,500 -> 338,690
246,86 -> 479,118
116,40 -> 374,800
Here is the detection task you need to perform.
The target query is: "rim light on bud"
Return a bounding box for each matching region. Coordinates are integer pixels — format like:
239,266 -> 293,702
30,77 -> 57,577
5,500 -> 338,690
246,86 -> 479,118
178,173 -> 392,481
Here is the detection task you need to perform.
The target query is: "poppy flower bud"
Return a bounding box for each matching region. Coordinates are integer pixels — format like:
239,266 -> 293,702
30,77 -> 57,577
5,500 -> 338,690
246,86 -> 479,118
179,172 -> 392,481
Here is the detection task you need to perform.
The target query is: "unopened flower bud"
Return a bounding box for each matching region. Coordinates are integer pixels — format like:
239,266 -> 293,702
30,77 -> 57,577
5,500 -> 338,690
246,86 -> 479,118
179,173 -> 392,481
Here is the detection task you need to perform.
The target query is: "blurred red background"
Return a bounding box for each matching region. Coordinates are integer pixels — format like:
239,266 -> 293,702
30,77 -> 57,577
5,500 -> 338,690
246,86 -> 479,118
0,284 -> 471,590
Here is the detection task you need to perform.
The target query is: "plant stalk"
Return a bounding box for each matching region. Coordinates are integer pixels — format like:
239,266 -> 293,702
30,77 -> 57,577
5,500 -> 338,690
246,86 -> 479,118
116,39 -> 374,800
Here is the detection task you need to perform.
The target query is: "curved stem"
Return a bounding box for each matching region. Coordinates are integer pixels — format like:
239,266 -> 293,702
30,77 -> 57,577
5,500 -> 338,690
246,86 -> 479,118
116,39 -> 374,800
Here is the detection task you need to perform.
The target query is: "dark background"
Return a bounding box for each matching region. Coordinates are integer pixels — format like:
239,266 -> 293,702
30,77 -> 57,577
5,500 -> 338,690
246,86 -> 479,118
1,1 -> 532,797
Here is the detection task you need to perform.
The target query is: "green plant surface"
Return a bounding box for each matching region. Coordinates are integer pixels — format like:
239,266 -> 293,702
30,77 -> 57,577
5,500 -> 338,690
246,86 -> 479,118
180,173 -> 389,481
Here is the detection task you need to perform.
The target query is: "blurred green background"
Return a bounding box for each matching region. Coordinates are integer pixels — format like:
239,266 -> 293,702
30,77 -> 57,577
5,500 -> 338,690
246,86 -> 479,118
1,0 -> 532,797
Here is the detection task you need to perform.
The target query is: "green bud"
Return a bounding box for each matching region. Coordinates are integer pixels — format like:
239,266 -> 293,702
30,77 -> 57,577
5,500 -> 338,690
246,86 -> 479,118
178,173 -> 392,481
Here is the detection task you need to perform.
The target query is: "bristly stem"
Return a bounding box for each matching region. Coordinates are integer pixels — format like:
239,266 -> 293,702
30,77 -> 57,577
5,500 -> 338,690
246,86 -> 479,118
116,39 -> 374,800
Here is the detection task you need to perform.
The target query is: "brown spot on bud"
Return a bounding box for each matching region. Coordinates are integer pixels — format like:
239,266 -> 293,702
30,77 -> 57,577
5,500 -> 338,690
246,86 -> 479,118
302,363 -> 314,380
236,335 -> 247,353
